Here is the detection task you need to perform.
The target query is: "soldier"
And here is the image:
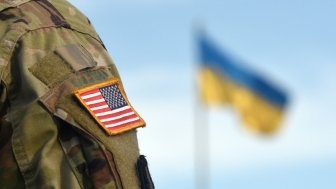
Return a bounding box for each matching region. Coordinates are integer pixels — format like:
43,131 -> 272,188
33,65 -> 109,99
0,0 -> 154,188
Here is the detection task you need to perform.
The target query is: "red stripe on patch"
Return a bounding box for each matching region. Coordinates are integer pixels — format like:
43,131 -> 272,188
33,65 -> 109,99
108,119 -> 143,131
80,89 -> 100,96
88,102 -> 107,109
92,107 -> 113,114
102,114 -> 138,125
83,95 -> 104,103
96,108 -> 133,120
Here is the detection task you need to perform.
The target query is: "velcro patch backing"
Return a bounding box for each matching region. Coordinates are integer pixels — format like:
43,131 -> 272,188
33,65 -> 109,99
28,52 -> 73,88
74,79 -> 145,135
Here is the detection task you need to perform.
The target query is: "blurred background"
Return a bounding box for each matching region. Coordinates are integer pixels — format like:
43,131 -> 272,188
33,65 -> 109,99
69,0 -> 336,188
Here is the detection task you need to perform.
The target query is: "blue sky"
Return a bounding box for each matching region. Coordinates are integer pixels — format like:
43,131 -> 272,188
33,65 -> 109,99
69,1 -> 336,188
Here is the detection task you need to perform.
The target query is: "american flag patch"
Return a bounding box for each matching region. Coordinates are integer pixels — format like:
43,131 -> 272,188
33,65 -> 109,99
74,79 -> 145,135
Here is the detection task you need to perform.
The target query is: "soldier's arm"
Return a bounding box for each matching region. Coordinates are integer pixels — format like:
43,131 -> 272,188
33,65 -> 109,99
0,0 -> 154,188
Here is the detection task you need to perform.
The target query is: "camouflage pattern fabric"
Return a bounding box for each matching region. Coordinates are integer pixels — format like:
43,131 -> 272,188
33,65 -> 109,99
0,0 -> 153,188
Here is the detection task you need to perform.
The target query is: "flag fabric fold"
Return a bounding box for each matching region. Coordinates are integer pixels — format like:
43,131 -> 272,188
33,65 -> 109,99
198,35 -> 288,134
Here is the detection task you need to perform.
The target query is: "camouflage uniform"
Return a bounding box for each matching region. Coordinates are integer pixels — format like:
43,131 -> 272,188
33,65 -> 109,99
0,0 -> 154,189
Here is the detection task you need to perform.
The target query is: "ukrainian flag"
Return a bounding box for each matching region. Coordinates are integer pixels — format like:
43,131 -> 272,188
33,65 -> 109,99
198,35 -> 288,134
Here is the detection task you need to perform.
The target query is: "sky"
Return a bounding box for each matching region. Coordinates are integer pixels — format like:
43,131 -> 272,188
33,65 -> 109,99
69,0 -> 336,188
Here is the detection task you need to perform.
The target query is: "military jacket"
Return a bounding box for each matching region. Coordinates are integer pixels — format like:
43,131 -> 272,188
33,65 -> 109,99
0,0 -> 154,188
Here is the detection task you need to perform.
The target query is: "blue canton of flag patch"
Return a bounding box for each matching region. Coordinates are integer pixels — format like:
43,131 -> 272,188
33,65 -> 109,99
74,79 -> 146,135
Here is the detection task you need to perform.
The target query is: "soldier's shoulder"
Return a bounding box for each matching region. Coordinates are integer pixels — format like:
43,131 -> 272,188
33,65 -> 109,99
0,0 -> 100,45
0,0 -> 31,11
0,0 -> 102,82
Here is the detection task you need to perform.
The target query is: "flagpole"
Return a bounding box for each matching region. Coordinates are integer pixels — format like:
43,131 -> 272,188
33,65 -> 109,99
194,25 -> 210,189
194,95 -> 210,189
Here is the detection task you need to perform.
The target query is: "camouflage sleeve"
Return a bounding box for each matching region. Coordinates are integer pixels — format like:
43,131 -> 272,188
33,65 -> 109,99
0,0 -> 154,189
0,81 -> 25,189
